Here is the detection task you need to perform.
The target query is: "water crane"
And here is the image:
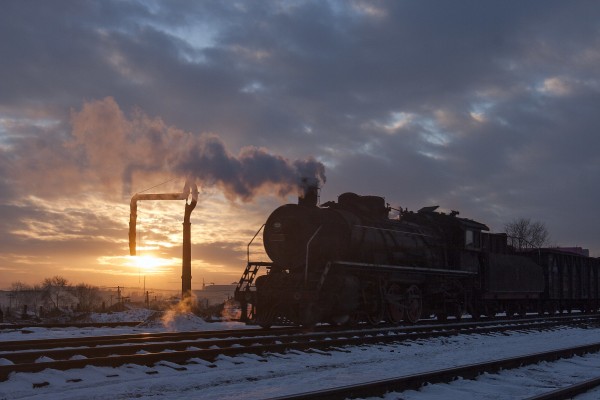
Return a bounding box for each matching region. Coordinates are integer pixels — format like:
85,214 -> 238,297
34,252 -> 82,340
128,181 -> 199,299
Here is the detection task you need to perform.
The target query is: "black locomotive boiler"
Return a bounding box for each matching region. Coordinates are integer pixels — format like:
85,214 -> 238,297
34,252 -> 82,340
235,185 -> 600,327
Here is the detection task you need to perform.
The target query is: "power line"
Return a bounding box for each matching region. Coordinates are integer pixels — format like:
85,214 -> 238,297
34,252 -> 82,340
133,176 -> 178,195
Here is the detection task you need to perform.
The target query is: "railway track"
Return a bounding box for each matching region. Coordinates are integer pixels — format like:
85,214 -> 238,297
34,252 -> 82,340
1,314 -> 598,382
266,342 -> 600,400
0,326 -> 293,352
525,376 -> 600,400
0,321 -> 142,330
1,314 -> 595,354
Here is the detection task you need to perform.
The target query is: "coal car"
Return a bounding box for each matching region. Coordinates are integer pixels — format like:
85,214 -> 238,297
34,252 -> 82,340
234,185 -> 599,327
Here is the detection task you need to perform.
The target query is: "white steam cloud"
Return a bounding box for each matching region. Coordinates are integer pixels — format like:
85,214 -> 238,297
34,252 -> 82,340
11,97 -> 325,200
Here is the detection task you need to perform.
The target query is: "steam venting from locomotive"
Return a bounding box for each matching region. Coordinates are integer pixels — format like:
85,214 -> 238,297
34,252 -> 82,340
298,177 -> 320,207
62,97 -> 326,200
170,135 -> 326,201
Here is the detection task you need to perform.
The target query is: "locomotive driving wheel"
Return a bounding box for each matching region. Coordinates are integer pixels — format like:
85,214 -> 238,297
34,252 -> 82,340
366,306 -> 383,325
404,285 -> 423,324
257,306 -> 276,329
364,281 -> 384,325
300,302 -> 319,328
386,283 -> 404,324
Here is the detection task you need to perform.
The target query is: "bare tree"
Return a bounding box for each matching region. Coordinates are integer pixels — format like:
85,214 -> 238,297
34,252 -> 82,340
10,281 -> 44,317
72,283 -> 101,312
42,276 -> 71,310
504,217 -> 550,248
9,281 -> 30,309
26,284 -> 44,316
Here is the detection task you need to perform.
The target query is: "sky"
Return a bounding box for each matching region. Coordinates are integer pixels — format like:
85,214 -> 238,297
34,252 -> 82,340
1,0 -> 599,291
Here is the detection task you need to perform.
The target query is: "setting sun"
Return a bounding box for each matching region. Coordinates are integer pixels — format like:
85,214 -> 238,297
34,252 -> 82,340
130,255 -> 170,274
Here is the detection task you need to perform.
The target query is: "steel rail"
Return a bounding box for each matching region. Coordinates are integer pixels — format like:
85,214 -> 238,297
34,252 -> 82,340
524,376 -> 600,400
0,326 -> 299,352
2,313 -> 597,354
0,321 -> 142,330
1,315 -> 598,381
2,313 -> 595,353
266,342 -> 600,400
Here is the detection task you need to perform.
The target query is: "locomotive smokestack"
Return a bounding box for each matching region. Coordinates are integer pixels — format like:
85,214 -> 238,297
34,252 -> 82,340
298,177 -> 319,207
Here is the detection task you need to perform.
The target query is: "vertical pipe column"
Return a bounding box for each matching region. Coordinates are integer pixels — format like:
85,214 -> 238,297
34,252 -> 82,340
129,197 -> 139,256
182,199 -> 197,299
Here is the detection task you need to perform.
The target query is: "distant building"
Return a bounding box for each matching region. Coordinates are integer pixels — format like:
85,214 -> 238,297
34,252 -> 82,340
553,247 -> 590,257
194,283 -> 237,308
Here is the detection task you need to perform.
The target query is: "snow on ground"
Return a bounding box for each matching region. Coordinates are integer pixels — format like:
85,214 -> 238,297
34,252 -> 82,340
3,323 -> 600,399
0,309 -> 251,342
82,308 -> 156,323
373,353 -> 600,400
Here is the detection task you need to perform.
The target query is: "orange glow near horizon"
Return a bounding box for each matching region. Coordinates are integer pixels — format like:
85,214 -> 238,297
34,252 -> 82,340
130,254 -> 171,274
0,191 -> 286,291
94,254 -> 179,278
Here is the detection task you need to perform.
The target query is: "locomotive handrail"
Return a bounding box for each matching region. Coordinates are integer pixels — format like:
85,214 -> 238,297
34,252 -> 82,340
305,225 -> 323,286
334,261 -> 478,276
247,224 -> 266,264
355,225 -> 432,237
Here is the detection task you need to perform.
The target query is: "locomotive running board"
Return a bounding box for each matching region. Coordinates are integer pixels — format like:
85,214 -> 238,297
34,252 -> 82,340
332,261 -> 477,277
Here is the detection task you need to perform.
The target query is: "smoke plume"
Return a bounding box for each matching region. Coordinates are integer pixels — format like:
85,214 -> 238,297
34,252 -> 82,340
171,134 -> 326,200
13,97 -> 325,200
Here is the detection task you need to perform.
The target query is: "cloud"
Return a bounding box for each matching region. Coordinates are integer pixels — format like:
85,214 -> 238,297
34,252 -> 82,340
2,1 -> 600,291
5,96 -> 326,201
171,130 -> 325,201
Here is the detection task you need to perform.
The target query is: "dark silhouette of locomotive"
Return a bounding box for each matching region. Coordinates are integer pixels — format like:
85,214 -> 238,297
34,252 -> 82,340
235,183 -> 599,327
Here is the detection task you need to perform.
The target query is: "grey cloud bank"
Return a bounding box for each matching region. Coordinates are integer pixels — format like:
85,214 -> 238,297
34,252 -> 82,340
1,0 -> 599,287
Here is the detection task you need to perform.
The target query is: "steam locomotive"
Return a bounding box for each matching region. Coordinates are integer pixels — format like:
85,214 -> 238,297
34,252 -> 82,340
235,185 -> 600,327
